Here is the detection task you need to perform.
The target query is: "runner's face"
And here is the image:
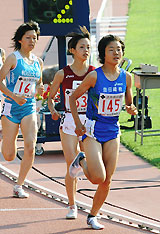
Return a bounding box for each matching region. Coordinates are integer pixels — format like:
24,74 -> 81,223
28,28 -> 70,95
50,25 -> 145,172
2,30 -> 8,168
104,41 -> 123,65
19,30 -> 37,51
72,38 -> 91,61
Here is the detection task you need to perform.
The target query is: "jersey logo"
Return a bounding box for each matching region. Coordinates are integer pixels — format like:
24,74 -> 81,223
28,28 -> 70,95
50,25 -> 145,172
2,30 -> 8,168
114,82 -> 123,86
66,75 -> 74,78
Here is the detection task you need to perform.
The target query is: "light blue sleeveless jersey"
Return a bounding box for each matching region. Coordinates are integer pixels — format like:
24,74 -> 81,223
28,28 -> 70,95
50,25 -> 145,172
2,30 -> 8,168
5,51 -> 41,105
1,51 -> 41,123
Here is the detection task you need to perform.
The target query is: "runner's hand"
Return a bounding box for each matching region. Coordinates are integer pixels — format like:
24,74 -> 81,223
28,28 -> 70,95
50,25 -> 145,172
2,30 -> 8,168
125,104 -> 138,115
51,109 -> 61,120
14,95 -> 27,106
75,123 -> 86,137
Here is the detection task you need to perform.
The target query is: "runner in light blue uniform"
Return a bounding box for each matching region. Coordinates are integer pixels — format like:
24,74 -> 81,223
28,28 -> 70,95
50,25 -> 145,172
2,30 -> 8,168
83,67 -> 126,143
2,50 -> 41,123
0,21 -> 44,198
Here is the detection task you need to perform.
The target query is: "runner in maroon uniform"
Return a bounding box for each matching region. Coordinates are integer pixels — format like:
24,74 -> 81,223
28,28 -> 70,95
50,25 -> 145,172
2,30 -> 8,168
48,26 -> 95,219
62,65 -> 94,114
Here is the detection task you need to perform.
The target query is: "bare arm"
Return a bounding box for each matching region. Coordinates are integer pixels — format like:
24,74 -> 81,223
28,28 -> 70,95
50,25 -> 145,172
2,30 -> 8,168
1,48 -> 5,63
69,70 -> 97,136
48,69 -> 64,120
0,53 -> 27,105
125,72 -> 137,115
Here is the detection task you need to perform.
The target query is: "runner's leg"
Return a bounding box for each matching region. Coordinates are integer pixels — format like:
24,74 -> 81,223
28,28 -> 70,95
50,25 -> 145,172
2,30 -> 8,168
89,137 -> 120,216
18,113 -> 37,185
1,116 -> 19,161
81,137 -> 105,183
60,129 -> 79,206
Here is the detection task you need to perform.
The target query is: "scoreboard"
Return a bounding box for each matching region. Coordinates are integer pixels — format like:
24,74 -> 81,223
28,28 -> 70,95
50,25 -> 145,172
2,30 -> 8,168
23,0 -> 90,36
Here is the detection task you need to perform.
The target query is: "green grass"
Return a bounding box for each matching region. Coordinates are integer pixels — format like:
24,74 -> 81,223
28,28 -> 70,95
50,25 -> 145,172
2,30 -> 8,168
119,0 -> 160,169
125,0 -> 160,69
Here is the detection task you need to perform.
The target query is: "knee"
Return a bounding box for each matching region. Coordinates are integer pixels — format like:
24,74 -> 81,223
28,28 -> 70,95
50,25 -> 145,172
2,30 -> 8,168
102,177 -> 112,189
25,141 -> 35,155
90,175 -> 106,184
2,150 -> 16,161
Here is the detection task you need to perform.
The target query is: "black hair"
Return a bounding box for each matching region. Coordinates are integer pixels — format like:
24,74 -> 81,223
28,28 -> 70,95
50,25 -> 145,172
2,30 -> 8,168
67,26 -> 90,55
12,21 -> 40,50
98,34 -> 125,64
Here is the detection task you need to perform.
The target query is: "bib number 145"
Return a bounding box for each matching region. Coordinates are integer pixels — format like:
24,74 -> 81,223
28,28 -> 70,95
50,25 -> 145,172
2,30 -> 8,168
98,93 -> 124,116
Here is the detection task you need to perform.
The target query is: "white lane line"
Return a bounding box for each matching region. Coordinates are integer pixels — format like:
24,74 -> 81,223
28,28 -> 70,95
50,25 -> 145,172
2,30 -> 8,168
1,163 -> 160,233
0,208 -> 66,212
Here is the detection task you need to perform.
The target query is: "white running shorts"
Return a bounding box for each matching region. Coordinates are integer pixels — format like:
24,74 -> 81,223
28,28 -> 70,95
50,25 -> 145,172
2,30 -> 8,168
60,112 -> 86,141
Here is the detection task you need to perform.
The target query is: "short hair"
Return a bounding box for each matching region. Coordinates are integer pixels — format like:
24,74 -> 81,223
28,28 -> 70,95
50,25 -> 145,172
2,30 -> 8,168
67,26 -> 90,55
12,21 -> 40,50
98,34 -> 125,64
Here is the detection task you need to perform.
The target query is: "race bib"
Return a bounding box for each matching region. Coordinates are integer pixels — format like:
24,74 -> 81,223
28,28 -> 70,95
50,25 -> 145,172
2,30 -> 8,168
65,89 -> 88,112
13,76 -> 38,97
98,93 -> 124,116
72,80 -> 82,89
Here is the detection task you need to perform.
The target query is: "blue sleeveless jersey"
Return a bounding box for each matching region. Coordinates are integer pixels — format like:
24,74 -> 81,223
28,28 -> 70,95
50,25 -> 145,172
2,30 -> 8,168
86,67 -> 126,123
82,67 -> 127,143
5,51 -> 41,106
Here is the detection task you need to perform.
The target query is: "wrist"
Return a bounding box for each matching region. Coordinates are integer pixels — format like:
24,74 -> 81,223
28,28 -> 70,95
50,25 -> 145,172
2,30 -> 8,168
51,109 -> 56,115
10,93 -> 17,101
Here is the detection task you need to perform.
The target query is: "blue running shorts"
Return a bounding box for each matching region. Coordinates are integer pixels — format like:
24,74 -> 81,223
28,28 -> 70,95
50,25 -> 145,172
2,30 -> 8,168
1,100 -> 36,124
82,117 -> 120,144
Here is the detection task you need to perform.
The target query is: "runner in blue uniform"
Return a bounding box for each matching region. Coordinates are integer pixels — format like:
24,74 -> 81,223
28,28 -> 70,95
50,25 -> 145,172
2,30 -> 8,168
69,35 -> 137,230
0,21 -> 44,198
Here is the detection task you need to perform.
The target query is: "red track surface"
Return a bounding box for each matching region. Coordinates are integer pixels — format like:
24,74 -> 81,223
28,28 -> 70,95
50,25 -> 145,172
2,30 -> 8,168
1,141 -> 160,234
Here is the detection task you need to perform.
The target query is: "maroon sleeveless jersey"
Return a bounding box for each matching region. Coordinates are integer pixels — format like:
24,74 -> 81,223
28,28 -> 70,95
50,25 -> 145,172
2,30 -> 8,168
62,65 -> 95,113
